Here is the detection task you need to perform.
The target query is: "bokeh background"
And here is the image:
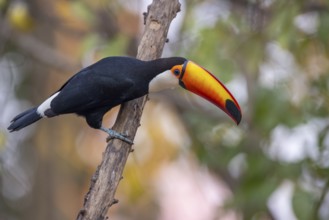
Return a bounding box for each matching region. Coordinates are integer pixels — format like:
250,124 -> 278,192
1,0 -> 329,219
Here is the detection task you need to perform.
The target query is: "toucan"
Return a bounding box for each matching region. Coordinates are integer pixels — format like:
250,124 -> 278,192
8,56 -> 241,144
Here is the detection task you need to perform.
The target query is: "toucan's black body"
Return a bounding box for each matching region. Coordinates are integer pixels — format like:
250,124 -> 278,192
50,57 -> 185,129
8,56 -> 241,144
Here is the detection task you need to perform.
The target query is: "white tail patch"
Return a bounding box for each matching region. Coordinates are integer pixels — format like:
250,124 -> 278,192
37,92 -> 60,117
149,70 -> 179,93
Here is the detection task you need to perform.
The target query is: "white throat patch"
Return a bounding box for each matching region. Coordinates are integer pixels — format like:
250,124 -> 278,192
149,70 -> 179,93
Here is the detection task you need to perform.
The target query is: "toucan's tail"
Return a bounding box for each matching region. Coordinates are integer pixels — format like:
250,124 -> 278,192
8,107 -> 42,132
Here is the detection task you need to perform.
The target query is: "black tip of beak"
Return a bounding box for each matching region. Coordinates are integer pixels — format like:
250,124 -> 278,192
225,100 -> 242,125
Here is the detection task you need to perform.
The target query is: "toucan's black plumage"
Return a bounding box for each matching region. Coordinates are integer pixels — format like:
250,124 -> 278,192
8,56 -> 241,144
49,57 -> 186,128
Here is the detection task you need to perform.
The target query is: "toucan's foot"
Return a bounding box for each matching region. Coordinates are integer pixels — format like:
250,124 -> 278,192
100,127 -> 133,144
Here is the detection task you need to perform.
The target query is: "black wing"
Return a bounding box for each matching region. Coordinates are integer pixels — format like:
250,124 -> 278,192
50,68 -> 136,115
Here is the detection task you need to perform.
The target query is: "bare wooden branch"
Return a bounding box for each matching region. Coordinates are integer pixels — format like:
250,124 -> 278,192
76,0 -> 181,219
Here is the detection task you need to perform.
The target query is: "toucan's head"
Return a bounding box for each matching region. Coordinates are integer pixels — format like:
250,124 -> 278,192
149,59 -> 242,125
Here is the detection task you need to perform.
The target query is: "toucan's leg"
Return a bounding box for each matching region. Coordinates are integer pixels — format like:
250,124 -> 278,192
100,127 -> 133,144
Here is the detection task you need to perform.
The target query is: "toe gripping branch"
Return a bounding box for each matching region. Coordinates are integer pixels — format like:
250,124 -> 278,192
100,127 -> 134,145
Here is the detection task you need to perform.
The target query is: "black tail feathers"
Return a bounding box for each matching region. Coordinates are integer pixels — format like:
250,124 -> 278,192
8,107 -> 42,132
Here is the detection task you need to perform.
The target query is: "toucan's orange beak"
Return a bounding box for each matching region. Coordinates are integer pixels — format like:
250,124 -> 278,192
172,61 -> 241,124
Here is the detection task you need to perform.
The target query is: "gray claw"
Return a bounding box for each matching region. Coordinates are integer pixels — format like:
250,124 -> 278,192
100,127 -> 133,144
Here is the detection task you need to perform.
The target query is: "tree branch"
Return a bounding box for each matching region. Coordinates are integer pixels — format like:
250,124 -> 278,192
76,1 -> 181,219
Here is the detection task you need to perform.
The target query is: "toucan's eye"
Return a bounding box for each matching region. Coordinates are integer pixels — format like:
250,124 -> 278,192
173,69 -> 180,76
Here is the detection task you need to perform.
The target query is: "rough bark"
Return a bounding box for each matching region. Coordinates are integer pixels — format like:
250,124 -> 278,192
76,0 -> 181,219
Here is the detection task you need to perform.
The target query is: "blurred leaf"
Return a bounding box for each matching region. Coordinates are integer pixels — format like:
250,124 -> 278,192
317,13 -> 329,53
292,186 -> 314,220
70,1 -> 95,24
254,87 -> 302,133
8,1 -> 34,32
0,0 -> 6,10
267,2 -> 300,48
99,34 -> 130,56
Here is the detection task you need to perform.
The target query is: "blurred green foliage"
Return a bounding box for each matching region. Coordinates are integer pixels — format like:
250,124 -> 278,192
178,0 -> 329,219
